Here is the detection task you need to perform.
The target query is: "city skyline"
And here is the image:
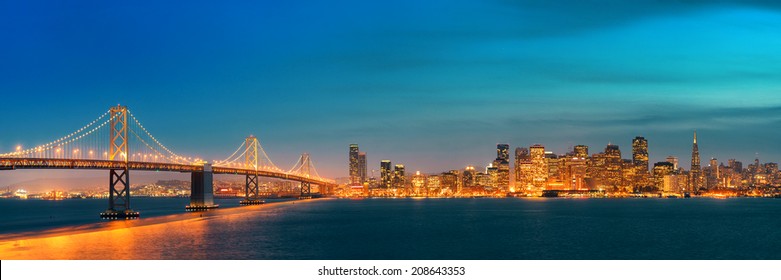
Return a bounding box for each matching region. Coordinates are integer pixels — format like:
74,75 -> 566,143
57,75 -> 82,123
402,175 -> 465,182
3,1 -> 781,181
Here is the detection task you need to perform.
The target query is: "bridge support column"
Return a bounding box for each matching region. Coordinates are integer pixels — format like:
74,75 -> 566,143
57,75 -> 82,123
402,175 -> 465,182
187,163 -> 218,211
300,182 -> 311,198
240,173 -> 264,205
100,167 -> 139,219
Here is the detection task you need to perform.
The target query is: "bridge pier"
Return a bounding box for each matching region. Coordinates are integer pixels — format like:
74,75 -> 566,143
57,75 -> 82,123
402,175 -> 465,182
186,163 -> 219,211
100,167 -> 139,219
240,173 -> 264,205
300,182 -> 311,198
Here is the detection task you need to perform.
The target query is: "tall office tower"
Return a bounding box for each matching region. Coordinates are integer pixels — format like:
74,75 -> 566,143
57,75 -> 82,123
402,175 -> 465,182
630,137 -> 649,190
497,144 -> 510,163
463,166 -> 477,188
450,169 -> 463,193
562,157 -> 588,190
622,159 -> 638,190
603,144 -> 623,187
705,158 -> 720,189
690,131 -> 701,191
494,144 -> 510,192
632,137 -> 649,172
349,144 -> 361,185
530,144 -> 548,190
653,162 -> 675,189
442,171 -> 459,194
515,147 -> 530,188
380,160 -> 393,189
393,164 -> 406,189
710,158 -> 719,178
358,152 -> 367,184
728,159 -> 743,173
574,145 -> 589,158
666,156 -> 679,170
586,152 -> 606,189
486,164 -> 499,188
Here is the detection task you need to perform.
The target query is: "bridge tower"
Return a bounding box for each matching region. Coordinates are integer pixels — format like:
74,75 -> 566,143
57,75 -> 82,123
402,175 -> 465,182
240,135 -> 264,205
299,153 -> 312,198
101,105 -> 139,219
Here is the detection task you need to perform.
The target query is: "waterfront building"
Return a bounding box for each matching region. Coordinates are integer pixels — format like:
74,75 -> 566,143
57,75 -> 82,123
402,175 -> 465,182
463,166 -> 477,188
663,174 -> 686,194
427,175 -> 442,196
476,172 -> 492,188
442,172 -> 458,194
411,171 -> 426,196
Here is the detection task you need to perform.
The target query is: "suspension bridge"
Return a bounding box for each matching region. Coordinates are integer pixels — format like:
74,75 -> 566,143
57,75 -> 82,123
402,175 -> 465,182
0,105 -> 336,219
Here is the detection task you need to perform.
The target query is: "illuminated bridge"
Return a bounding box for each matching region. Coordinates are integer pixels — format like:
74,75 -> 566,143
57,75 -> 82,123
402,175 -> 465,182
0,105 -> 336,219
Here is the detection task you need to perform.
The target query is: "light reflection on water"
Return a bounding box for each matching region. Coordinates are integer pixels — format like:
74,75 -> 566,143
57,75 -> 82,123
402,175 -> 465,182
1,198 -> 780,260
0,200 -> 298,259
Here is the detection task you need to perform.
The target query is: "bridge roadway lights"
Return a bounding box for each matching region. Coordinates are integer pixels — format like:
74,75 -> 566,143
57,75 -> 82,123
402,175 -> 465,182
185,204 -> 220,211
100,210 -> 140,220
186,163 -> 219,211
239,199 -> 266,205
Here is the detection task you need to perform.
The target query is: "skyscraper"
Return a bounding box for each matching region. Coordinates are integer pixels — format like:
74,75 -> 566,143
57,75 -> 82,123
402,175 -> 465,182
496,144 -> 510,163
495,144 -> 510,191
486,164 -> 498,188
632,137 -> 649,172
380,160 -> 392,189
514,147 -> 530,188
530,144 -> 547,190
358,152 -> 367,184
574,145 -> 589,158
666,156 -> 679,170
393,164 -> 406,189
653,161 -> 675,189
349,144 -> 360,185
631,137 -> 650,190
690,131 -> 701,192
463,165 -> 476,188
604,144 -> 623,188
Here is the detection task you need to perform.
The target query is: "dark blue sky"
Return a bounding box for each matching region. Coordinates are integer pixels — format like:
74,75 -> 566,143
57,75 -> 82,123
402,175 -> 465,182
2,1 -> 781,180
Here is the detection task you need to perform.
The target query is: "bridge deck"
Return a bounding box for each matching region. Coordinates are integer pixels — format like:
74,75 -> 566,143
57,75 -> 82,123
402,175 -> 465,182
0,158 -> 334,187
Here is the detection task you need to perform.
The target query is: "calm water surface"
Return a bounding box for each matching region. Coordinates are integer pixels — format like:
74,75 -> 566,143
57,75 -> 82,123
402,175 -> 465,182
1,198 -> 779,259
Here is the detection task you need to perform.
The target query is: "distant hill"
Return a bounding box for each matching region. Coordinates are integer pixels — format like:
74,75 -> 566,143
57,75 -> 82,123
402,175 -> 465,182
2,171 -> 190,193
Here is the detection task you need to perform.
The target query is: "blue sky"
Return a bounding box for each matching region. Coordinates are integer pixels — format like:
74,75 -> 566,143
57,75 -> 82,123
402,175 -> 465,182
2,0 -> 781,181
